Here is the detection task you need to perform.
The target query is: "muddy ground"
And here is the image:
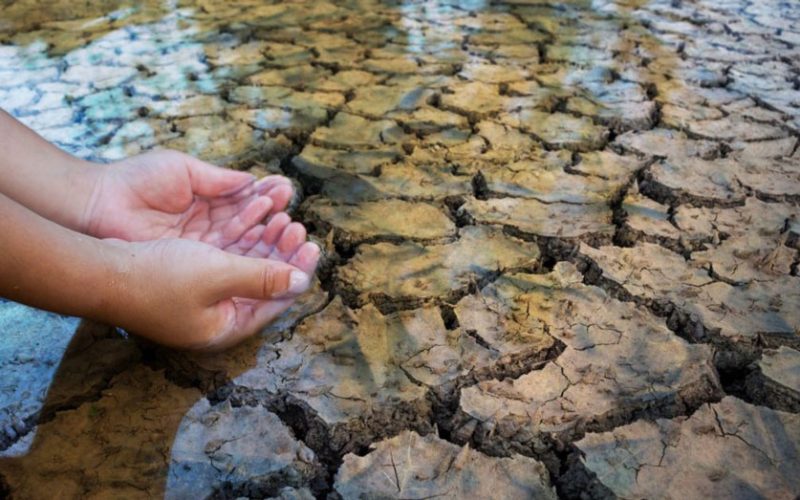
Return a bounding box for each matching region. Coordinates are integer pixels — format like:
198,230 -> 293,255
0,0 -> 799,498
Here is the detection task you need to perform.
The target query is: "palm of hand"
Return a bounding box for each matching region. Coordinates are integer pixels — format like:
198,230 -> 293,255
88,150 -> 321,349
216,219 -> 320,348
120,201 -> 320,349
87,150 -> 294,251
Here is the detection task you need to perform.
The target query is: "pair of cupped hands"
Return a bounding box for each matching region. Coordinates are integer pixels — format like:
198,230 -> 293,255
87,149 -> 319,351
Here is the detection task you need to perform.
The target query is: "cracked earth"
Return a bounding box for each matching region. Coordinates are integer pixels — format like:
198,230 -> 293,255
1,0 -> 799,498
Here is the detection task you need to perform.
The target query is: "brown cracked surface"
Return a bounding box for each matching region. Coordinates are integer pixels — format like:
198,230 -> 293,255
573,397 -> 800,500
451,263 -> 721,456
337,225 -> 540,309
1,0 -> 799,498
334,431 -> 556,499
746,346 -> 800,413
579,242 -> 800,367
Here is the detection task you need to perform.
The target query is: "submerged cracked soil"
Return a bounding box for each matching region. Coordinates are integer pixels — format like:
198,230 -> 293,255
1,0 -> 800,498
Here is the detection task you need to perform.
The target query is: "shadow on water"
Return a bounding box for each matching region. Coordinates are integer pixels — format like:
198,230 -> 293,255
1,0 -> 797,497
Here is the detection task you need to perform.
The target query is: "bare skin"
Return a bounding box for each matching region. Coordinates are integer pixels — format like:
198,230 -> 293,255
85,149 -> 296,247
0,109 -> 319,350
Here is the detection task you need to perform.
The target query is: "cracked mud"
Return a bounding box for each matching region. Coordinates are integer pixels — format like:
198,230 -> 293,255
1,0 -> 799,498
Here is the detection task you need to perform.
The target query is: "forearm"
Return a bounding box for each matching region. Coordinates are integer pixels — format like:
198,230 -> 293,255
0,109 -> 102,233
0,192 -> 122,322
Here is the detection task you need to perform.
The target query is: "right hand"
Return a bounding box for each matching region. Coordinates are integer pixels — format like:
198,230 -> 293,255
105,230 -> 320,350
83,149 -> 295,249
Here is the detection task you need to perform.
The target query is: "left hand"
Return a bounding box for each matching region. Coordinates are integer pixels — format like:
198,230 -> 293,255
100,234 -> 319,350
83,149 -> 295,250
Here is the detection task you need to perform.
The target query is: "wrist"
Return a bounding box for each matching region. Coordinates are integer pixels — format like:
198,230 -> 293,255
73,159 -> 107,236
0,111 -> 108,234
85,237 -> 134,326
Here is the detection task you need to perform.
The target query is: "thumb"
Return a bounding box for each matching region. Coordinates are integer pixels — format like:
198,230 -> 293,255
183,155 -> 255,197
211,255 -> 311,302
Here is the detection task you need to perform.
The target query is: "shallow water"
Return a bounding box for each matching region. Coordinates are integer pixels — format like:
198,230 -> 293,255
1,0 -> 799,498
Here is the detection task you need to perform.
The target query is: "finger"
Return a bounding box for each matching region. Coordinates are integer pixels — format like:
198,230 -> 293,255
220,196 -> 273,243
245,212 -> 291,258
255,175 -> 292,194
247,298 -> 295,335
263,183 -> 294,214
184,155 -> 255,197
211,255 -> 310,303
263,212 -> 292,244
208,183 -> 256,208
224,224 -> 264,255
208,193 -> 258,223
210,298 -> 295,350
208,242 -> 319,350
287,241 -> 321,275
269,222 -> 307,261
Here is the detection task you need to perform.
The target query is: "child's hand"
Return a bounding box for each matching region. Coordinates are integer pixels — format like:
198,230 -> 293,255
84,149 -> 294,250
81,150 -> 324,349
105,231 -> 320,350
0,111 -> 321,350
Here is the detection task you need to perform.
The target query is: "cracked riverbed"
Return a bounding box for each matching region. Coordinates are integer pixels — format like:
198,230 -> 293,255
1,0 -> 799,498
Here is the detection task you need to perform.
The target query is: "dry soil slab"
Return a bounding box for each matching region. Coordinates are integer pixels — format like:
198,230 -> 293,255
571,397 -> 800,499
2,0 -> 800,497
334,431 -> 557,499
450,263 -> 720,458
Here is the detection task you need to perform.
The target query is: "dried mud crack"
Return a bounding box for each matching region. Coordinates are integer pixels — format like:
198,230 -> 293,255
2,0 -> 800,498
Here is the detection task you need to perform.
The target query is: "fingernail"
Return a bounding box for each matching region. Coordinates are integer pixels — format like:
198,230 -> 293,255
287,270 -> 311,295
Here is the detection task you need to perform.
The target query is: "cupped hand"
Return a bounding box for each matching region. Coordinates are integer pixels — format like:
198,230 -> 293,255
107,217 -> 320,350
84,149 -> 295,249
